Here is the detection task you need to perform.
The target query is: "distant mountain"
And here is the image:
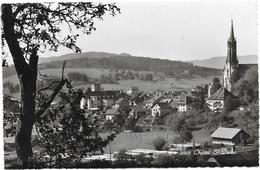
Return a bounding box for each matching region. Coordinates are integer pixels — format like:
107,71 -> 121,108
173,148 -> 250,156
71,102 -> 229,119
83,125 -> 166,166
192,55 -> 258,69
39,51 -> 118,63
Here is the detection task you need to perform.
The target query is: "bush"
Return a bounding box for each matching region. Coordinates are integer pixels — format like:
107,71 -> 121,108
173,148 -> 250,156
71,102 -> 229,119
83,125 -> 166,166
133,126 -> 144,132
152,154 -> 175,167
152,137 -> 166,150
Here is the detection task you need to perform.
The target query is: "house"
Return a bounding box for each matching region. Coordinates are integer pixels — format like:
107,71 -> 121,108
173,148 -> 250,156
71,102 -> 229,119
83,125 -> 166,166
144,95 -> 163,108
104,109 -> 120,121
129,103 -> 147,119
151,102 -> 172,117
171,95 -> 192,112
81,83 -> 121,110
210,127 -> 249,152
113,97 -> 129,110
206,87 -> 235,111
126,86 -> 139,96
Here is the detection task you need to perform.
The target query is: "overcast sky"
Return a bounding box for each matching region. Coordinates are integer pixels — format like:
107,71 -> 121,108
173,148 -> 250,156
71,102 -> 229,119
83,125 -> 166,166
5,0 -> 259,62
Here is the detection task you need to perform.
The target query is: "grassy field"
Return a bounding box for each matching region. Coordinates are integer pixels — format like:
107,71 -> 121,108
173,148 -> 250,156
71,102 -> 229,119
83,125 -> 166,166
101,131 -> 178,154
100,130 -> 210,154
4,68 -> 214,96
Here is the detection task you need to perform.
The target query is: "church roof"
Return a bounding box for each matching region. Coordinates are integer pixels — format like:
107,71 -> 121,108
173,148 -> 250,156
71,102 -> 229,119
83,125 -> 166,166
207,87 -> 233,100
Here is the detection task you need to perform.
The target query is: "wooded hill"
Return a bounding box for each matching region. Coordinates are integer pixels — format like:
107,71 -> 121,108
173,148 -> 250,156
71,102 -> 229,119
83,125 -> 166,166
3,52 -> 221,78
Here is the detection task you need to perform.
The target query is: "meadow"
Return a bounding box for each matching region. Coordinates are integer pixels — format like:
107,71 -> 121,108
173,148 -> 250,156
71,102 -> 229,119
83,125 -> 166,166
4,68 -> 215,97
101,130 -> 210,154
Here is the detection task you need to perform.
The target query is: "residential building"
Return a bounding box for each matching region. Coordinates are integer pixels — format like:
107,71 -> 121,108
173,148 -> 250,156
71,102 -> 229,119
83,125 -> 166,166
126,86 -> 139,96
129,103 -> 147,119
104,109 -> 120,121
210,127 -> 249,152
171,95 -> 192,112
81,83 -> 121,110
206,87 -> 235,111
151,102 -> 172,117
144,95 -> 163,108
113,97 -> 129,110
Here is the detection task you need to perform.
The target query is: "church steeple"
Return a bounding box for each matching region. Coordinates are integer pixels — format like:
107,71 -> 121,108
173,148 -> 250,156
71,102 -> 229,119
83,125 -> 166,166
227,20 -> 238,64
223,20 -> 239,92
229,19 -> 235,42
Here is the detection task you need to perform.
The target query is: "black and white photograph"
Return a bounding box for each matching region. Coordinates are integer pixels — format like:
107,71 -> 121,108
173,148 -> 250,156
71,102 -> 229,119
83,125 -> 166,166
1,0 -> 259,168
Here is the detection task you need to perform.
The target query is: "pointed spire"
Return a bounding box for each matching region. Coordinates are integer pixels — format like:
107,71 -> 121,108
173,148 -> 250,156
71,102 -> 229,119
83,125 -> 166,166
229,19 -> 235,41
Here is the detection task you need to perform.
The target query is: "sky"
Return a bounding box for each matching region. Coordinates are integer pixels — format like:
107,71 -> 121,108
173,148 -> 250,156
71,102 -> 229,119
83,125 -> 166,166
3,0 -> 258,63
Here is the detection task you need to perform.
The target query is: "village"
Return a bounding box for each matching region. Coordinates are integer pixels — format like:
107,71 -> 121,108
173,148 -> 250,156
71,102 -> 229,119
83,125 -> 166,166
68,21 -> 258,166
2,2 -> 258,168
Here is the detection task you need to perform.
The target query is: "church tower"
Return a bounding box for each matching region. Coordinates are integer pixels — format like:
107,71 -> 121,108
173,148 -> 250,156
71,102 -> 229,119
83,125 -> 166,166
223,20 -> 239,92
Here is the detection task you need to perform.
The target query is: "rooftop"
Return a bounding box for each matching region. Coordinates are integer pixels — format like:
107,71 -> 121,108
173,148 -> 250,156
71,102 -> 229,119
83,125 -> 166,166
207,87 -> 233,100
210,127 -> 242,139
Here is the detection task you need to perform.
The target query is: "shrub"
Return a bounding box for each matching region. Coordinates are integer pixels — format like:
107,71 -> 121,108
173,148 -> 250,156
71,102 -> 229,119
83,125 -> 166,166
152,137 -> 166,150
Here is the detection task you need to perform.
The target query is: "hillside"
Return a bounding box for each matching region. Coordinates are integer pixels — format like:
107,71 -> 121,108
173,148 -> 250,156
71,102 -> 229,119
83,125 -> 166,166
38,51 -> 118,63
192,55 -> 258,69
3,52 -> 221,78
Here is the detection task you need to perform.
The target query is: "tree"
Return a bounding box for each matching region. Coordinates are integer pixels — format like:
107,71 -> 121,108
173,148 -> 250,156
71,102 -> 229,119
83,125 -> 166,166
179,125 -> 192,142
1,3 -> 120,167
211,77 -> 221,95
124,117 -> 136,131
144,73 -> 153,81
35,89 -> 118,168
152,137 -> 166,150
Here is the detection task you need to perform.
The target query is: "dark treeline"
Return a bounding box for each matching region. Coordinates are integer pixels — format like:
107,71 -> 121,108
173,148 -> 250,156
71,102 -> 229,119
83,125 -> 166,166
40,55 -> 220,77
3,55 -> 221,78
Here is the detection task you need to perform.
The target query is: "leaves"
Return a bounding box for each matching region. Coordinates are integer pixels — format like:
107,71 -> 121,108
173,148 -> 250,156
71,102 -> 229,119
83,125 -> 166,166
35,88 -> 119,167
2,2 -> 120,59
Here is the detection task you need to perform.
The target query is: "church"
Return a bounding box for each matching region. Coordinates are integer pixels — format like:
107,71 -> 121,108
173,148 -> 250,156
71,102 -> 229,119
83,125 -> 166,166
206,20 -> 257,111
222,20 -> 257,93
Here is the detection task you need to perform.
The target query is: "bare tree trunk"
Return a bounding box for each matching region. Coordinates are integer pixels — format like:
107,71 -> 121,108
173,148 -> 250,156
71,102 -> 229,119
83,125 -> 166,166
16,69 -> 37,167
2,4 -> 37,167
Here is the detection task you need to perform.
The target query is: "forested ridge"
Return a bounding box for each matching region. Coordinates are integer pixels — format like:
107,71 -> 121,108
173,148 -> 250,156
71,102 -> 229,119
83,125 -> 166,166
3,54 -> 221,78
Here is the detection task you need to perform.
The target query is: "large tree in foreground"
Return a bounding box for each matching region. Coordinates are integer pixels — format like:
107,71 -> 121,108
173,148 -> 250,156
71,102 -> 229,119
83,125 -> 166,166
1,2 -> 120,167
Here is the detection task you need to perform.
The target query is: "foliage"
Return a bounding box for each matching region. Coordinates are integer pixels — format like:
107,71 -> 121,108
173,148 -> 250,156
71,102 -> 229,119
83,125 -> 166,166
179,125 -> 193,142
3,81 -> 20,93
112,113 -> 125,127
135,153 -> 153,165
153,113 -> 165,125
35,88 -> 119,168
211,77 -> 221,94
124,117 -> 136,130
2,2 -> 120,167
67,72 -> 89,83
234,66 -> 258,104
144,73 -> 153,81
152,137 -> 166,150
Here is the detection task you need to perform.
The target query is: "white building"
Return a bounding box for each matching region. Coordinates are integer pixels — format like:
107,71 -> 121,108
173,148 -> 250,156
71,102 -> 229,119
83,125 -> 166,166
151,102 -> 172,117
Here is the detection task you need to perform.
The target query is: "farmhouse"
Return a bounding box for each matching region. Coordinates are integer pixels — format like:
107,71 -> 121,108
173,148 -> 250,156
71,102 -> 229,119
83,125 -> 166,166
210,127 -> 249,152
151,102 -> 172,117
